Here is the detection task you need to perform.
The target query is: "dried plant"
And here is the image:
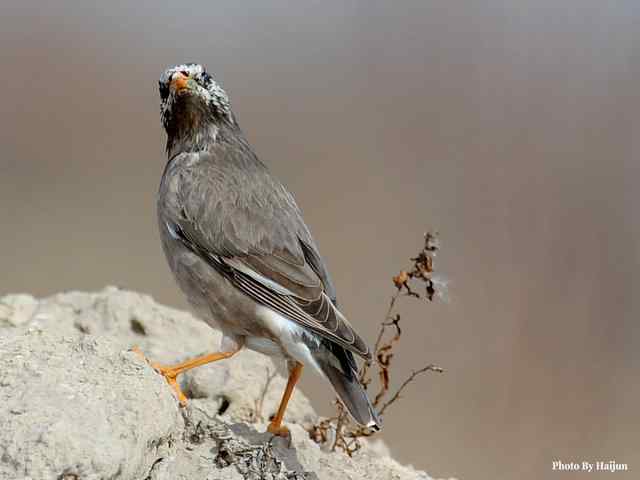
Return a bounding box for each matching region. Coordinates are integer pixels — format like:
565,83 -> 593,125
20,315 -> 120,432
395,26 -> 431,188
307,231 -> 445,455
251,366 -> 278,423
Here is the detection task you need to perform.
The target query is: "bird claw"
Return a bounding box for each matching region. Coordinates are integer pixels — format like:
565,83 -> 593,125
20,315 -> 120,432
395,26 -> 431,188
267,422 -> 293,447
129,346 -> 188,406
158,369 -> 188,406
267,423 -> 290,437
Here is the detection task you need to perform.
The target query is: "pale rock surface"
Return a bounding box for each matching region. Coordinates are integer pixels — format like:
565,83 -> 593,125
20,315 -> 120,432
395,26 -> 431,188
0,288 -> 449,480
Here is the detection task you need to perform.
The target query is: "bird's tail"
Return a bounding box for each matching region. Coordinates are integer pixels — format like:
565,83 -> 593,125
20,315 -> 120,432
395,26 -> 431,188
314,339 -> 381,431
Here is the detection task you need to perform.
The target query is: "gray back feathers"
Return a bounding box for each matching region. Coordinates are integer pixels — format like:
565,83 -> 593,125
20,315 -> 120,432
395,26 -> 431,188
159,128 -> 369,358
158,64 -> 370,359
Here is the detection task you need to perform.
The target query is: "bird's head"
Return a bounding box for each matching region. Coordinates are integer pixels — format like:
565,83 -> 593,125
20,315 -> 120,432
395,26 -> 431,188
159,63 -> 236,152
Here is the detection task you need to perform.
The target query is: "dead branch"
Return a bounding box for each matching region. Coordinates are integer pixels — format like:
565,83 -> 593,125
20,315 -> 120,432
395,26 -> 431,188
307,231 -> 446,455
331,402 -> 347,452
253,366 -> 277,422
378,364 -> 444,416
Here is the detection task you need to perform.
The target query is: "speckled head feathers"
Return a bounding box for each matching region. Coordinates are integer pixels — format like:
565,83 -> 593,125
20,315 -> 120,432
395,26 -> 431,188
159,63 -> 233,130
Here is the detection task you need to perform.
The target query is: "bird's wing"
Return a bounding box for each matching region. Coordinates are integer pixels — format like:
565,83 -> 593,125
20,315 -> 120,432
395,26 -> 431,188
164,148 -> 370,359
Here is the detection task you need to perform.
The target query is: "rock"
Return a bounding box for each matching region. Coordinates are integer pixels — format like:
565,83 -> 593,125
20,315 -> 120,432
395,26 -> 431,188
0,288 -> 445,480
0,332 -> 181,480
0,294 -> 38,328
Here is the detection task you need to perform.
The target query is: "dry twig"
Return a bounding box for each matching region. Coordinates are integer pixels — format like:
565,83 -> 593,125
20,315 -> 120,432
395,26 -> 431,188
378,364 -> 444,417
252,366 -> 277,422
307,231 -> 446,455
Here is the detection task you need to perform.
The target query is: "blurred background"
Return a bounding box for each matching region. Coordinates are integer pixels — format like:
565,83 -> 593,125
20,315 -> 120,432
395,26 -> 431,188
1,1 -> 638,479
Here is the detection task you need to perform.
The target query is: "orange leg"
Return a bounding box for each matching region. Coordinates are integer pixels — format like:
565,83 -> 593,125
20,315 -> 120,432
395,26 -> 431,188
133,347 -> 239,406
267,362 -> 303,437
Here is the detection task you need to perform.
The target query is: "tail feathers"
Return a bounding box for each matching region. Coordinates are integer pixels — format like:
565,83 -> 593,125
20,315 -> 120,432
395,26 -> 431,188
315,340 -> 381,430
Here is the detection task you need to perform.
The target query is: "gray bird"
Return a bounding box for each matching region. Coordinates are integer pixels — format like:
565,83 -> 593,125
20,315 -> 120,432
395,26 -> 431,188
152,63 -> 380,436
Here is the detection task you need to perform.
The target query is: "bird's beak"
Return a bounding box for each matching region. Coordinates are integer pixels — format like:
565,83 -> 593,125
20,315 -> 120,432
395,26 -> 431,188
171,72 -> 190,93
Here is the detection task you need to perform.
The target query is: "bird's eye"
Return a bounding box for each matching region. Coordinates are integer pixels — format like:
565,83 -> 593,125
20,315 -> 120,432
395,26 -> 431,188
179,70 -> 190,77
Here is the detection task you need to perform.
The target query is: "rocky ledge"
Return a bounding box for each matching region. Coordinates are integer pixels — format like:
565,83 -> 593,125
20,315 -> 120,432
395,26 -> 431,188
0,287 -> 444,480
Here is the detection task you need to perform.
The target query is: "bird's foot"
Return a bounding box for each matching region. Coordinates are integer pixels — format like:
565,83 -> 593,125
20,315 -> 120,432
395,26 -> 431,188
267,422 -> 293,448
267,422 -> 290,438
130,346 -> 188,406
152,365 -> 188,406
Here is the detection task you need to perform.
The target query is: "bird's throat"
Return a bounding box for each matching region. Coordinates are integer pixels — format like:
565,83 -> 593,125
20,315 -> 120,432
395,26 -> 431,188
166,105 -> 219,157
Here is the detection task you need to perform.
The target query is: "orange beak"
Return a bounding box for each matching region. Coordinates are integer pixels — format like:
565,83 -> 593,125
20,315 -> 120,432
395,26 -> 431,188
171,72 -> 190,93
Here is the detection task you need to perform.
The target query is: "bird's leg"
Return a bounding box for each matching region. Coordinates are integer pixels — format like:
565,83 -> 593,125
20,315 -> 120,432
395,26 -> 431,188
132,346 -> 240,406
267,362 -> 303,437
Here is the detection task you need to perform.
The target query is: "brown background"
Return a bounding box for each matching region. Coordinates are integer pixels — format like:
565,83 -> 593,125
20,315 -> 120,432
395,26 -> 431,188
1,2 -> 638,479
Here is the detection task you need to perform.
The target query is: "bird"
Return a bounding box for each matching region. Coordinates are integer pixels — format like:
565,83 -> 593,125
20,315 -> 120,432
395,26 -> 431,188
151,63 -> 381,437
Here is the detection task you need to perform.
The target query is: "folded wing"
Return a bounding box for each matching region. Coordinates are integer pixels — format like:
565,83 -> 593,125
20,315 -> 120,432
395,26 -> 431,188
165,149 -> 371,359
